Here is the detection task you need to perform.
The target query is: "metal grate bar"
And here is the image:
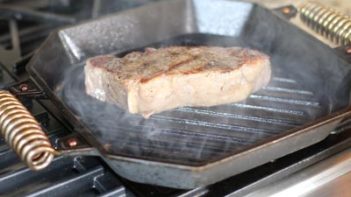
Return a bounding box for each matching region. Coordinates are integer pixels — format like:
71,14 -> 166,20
151,116 -> 274,134
271,77 -> 297,83
119,120 -> 262,143
263,86 -> 313,96
232,103 -> 305,116
26,167 -> 104,197
98,188 -> 127,197
249,94 -> 320,107
176,107 -> 299,127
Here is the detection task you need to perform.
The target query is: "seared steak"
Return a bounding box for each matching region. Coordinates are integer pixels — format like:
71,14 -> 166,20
85,46 -> 271,118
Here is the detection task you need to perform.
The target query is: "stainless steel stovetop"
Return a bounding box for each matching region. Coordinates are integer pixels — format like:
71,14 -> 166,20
246,148 -> 351,197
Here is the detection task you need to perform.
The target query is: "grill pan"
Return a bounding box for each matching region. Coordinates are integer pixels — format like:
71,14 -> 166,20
3,0 -> 351,189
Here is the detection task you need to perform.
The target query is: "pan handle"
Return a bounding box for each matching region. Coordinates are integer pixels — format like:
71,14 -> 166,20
299,2 -> 351,46
275,3 -> 350,46
0,90 -> 57,170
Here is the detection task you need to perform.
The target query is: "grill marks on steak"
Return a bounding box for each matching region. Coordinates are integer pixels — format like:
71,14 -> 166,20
85,46 -> 271,118
98,47 -> 247,79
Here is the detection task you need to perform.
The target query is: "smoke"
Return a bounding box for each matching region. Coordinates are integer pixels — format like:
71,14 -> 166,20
55,0 -> 351,166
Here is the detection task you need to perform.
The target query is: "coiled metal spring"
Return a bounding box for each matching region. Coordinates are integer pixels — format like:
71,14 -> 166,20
0,91 -> 56,170
300,2 -> 351,45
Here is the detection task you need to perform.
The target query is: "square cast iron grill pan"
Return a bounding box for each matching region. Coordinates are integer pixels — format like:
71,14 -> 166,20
26,0 -> 351,189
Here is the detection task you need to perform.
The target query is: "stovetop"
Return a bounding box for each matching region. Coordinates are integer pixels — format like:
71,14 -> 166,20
0,0 -> 351,196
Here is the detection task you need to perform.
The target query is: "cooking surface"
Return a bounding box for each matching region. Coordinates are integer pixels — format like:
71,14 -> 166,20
62,50 -> 327,166
65,65 -> 326,165
36,0 -> 350,167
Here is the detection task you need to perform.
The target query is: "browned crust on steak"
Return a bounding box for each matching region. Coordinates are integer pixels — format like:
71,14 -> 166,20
88,55 -> 115,69
88,46 -> 268,83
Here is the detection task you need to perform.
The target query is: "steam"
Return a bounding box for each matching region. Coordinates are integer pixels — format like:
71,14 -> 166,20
56,0 -> 351,165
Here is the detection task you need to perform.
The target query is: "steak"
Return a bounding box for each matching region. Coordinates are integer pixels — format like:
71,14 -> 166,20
85,46 -> 271,118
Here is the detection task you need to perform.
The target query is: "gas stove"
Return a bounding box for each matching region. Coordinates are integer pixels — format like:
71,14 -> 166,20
0,0 -> 351,196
